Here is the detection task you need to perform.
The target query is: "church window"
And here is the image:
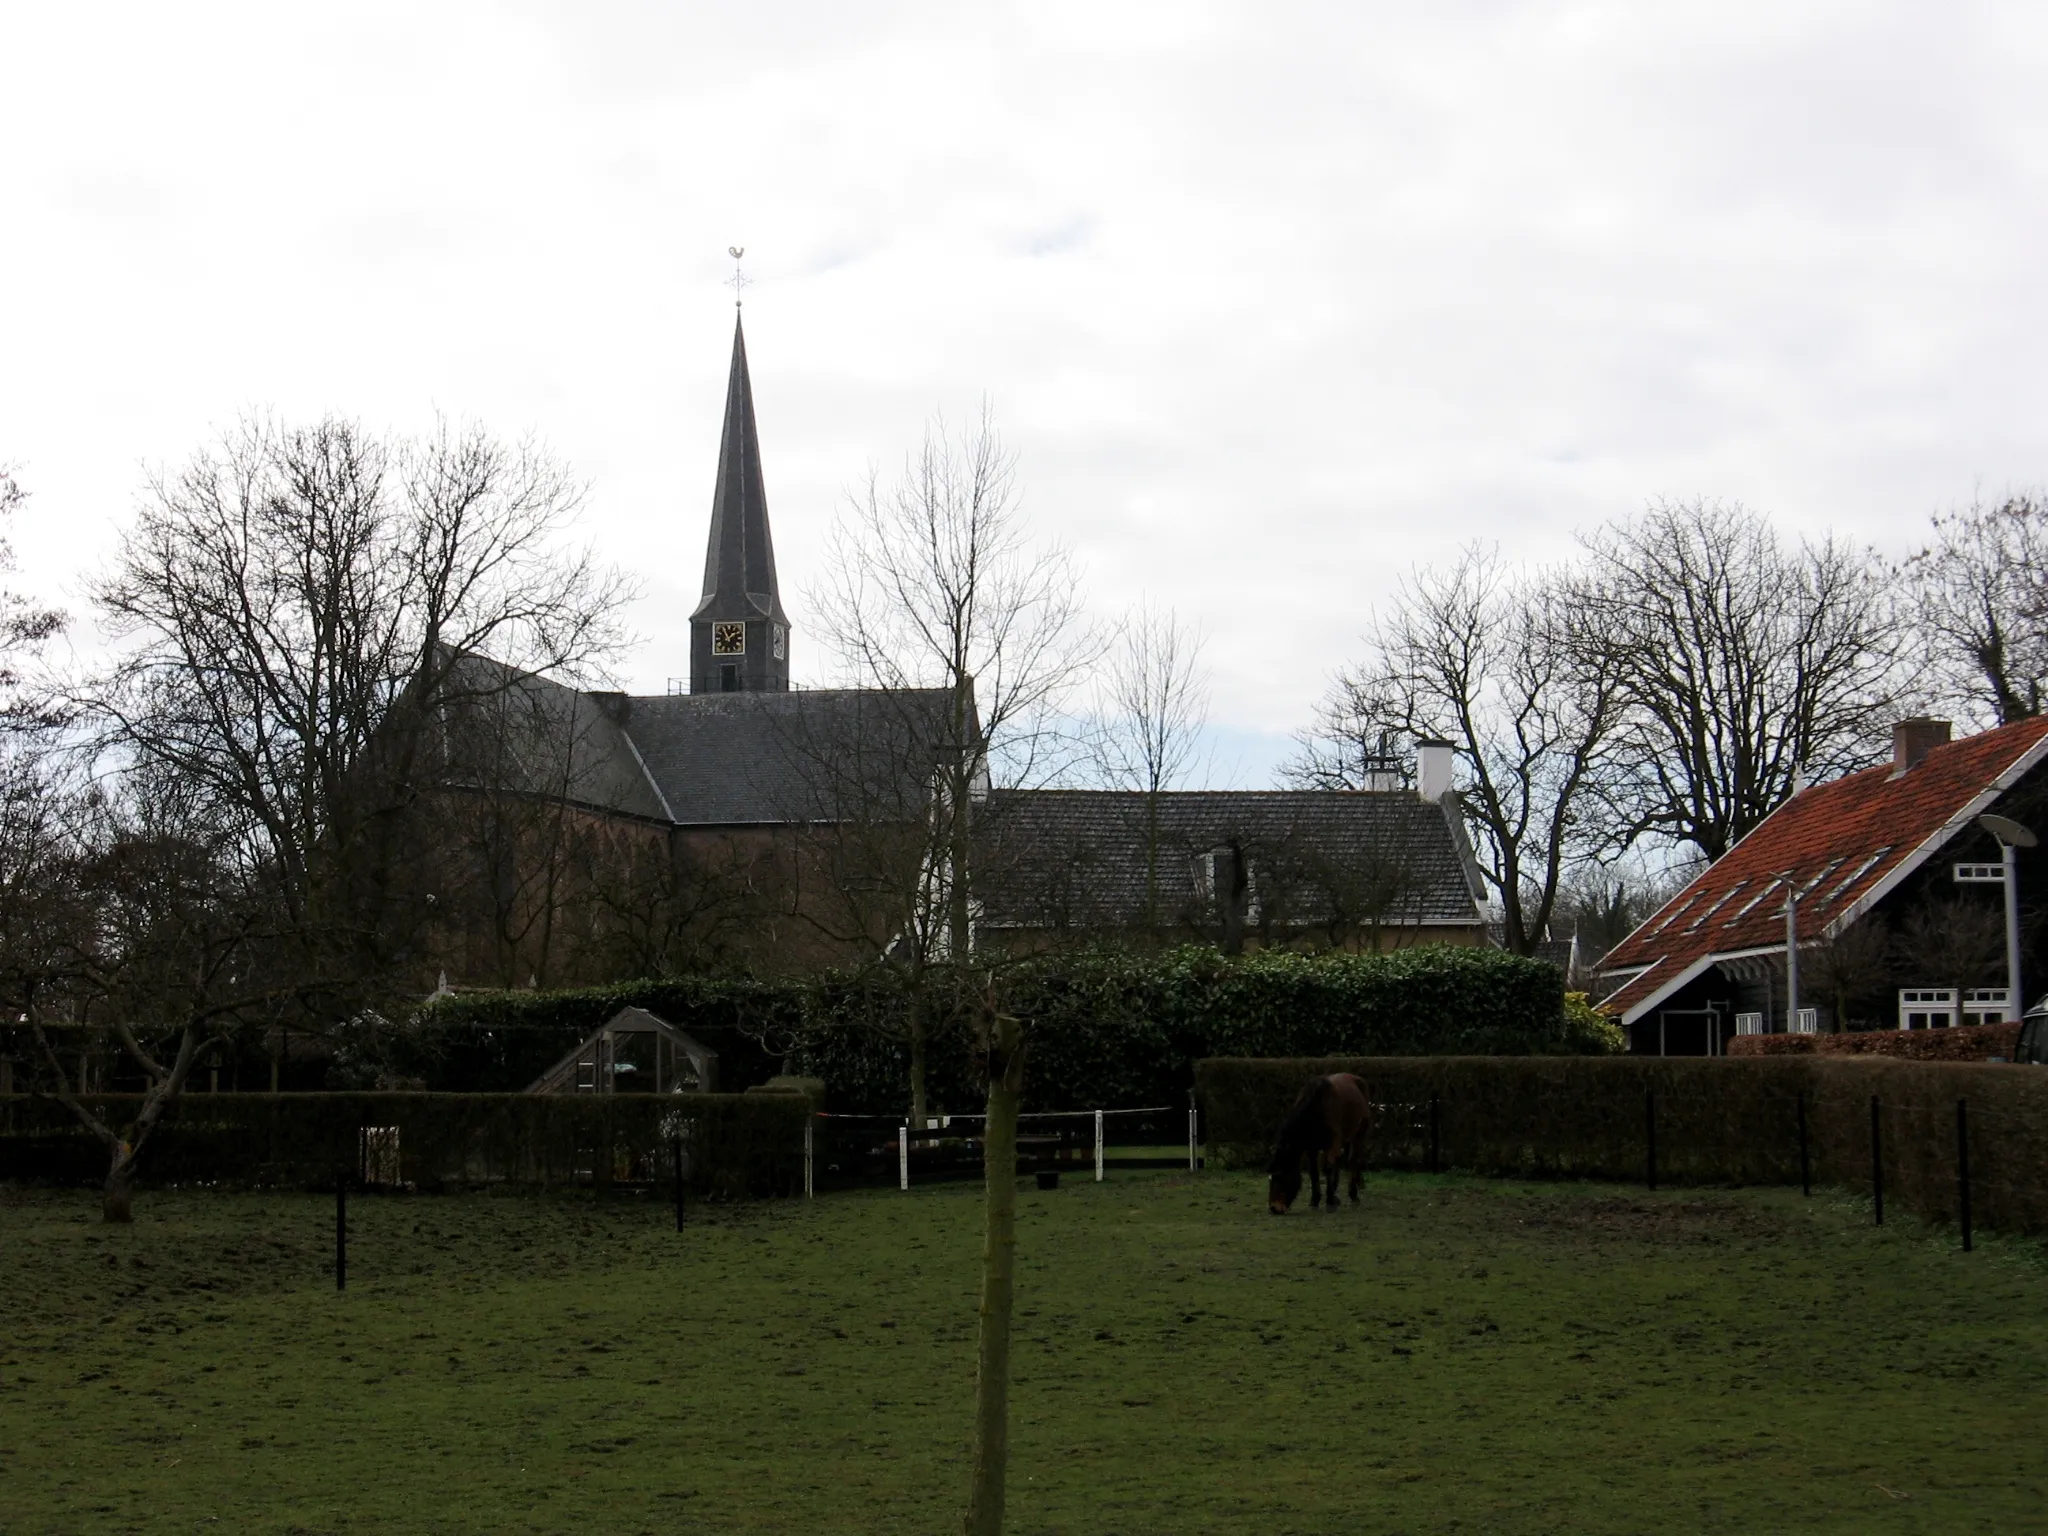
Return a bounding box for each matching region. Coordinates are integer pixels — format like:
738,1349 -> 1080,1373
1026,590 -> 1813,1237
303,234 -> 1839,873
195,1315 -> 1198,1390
719,664 -> 740,693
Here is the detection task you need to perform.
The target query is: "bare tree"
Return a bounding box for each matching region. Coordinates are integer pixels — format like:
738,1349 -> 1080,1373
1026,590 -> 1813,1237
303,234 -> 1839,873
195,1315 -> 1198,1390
20,416 -> 630,1214
0,744 -> 296,1220
1553,856 -> 1697,970
1805,913 -> 1893,1032
1286,545 -> 1624,955
1090,600 -> 1208,927
1903,494 -> 2048,727
1577,499 -> 1904,862
807,405 -> 1086,1536
1091,600 -> 1208,793
0,467 -> 64,726
807,404 -> 1088,1123
83,413 -> 631,1017
1892,896 -> 2007,1005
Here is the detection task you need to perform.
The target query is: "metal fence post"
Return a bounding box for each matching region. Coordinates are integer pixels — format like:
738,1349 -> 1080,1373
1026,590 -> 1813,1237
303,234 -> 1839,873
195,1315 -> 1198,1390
1645,1090 -> 1657,1191
1187,1100 -> 1197,1172
1870,1095 -> 1884,1225
1094,1109 -> 1105,1183
1957,1099 -> 1972,1252
1797,1093 -> 1810,1197
673,1134 -> 686,1231
335,1168 -> 348,1292
804,1116 -> 815,1201
899,1125 -> 909,1191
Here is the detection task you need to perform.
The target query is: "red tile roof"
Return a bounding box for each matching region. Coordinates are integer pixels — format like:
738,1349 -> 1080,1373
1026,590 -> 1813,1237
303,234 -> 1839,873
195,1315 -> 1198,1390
1598,717 -> 2048,1022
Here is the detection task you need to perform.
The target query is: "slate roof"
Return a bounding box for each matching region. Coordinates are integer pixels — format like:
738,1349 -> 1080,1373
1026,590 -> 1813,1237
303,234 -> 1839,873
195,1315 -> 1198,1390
436,655 -> 670,822
691,315 -> 786,628
615,688 -> 961,826
1597,716 -> 2048,1023
975,789 -> 1488,933
438,639 -> 970,829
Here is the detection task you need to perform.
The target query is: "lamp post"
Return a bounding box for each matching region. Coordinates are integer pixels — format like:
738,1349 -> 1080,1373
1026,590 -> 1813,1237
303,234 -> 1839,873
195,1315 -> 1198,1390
1976,814 -> 2037,1021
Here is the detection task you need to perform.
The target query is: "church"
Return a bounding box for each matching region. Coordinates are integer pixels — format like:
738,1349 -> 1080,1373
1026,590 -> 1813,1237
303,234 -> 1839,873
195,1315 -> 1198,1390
422,315 -> 1490,989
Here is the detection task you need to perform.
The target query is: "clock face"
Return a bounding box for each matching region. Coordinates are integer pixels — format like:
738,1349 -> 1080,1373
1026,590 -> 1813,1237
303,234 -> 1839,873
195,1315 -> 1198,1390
712,622 -> 746,656
772,624 -> 786,660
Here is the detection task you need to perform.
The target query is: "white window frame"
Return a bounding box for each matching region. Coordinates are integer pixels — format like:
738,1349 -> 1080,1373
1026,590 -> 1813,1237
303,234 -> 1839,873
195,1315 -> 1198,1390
1963,988 -> 2011,1027
1898,988 -> 1957,1030
1735,1012 -> 1765,1036
1791,1007 -> 1819,1035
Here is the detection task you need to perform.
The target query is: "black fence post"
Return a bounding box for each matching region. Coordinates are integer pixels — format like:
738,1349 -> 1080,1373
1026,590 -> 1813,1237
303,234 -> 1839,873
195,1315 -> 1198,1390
335,1167 -> 348,1292
1428,1094 -> 1440,1175
1956,1099 -> 1972,1253
1645,1090 -> 1658,1191
1797,1093 -> 1810,1198
1870,1095 -> 1884,1226
684,1138 -> 700,1236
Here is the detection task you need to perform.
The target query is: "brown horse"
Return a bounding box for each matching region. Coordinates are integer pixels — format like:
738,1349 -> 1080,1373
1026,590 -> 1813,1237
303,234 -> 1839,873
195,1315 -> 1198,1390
1267,1073 -> 1372,1214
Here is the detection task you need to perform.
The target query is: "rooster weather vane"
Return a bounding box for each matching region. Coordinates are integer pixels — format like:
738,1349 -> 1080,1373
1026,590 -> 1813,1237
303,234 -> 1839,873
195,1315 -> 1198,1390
727,246 -> 748,308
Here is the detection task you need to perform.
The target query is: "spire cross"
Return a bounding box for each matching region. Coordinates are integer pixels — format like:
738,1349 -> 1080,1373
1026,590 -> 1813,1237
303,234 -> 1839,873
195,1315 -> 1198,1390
726,245 -> 748,308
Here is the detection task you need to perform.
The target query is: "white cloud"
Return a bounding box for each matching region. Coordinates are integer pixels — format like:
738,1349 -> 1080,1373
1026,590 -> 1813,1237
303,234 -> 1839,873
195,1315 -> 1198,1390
5,1 -> 2048,785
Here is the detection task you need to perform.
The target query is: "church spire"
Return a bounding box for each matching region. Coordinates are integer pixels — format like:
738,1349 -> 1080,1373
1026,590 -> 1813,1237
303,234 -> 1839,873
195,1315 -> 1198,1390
689,311 -> 790,693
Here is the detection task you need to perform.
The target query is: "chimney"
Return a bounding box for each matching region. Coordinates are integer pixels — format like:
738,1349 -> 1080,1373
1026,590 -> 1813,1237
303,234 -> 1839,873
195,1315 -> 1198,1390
1891,717 -> 1951,774
1416,739 -> 1455,802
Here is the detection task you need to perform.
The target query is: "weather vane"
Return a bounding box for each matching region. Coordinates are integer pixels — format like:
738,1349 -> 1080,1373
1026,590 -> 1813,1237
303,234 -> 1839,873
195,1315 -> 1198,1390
727,246 -> 748,308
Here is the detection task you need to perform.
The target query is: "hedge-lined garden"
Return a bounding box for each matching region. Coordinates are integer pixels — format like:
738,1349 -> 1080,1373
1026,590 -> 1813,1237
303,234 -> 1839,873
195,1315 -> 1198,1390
408,945 -> 1585,1113
1727,1021 -> 2020,1060
1196,1054 -> 2048,1236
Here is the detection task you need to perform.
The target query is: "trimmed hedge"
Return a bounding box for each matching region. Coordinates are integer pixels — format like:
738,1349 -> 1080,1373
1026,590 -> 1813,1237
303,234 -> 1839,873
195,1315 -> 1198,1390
0,1092 -> 807,1198
1195,1055 -> 2048,1236
795,945 -> 1581,1114
390,945 -> 1581,1114
1727,1023 -> 2021,1061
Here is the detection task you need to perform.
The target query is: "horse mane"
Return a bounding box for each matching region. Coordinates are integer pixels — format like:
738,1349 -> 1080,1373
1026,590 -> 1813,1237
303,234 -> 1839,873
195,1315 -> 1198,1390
1268,1076 -> 1330,1172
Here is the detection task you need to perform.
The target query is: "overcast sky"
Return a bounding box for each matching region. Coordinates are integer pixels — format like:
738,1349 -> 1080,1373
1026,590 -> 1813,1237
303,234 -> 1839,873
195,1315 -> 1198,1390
6,2 -> 2048,784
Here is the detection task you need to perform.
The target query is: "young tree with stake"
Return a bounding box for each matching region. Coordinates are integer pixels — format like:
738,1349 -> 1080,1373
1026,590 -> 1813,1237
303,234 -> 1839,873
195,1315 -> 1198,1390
807,406 -> 1085,1535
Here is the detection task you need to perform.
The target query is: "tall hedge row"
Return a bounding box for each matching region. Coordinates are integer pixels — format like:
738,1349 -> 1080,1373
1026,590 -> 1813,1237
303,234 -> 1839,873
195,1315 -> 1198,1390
1195,1056 -> 2048,1236
792,946 -> 1579,1114
0,1091 -> 807,1198
390,945 -> 1575,1114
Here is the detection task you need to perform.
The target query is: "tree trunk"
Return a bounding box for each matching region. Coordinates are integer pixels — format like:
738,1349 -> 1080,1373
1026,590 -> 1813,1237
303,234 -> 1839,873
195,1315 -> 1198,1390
103,1143 -> 135,1224
963,1012 -> 1023,1536
908,997 -> 929,1129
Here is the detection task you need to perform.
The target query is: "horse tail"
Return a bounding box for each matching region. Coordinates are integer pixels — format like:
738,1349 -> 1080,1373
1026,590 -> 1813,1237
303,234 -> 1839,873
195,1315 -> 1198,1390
1269,1075 -> 1331,1172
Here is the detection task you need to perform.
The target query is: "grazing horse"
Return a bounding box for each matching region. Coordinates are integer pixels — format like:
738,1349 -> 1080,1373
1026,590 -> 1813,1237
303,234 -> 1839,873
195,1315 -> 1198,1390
1267,1073 -> 1372,1214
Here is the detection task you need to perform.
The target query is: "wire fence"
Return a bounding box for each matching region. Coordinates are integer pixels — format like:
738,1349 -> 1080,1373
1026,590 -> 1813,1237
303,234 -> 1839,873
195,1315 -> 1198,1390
1197,1056 -> 2048,1242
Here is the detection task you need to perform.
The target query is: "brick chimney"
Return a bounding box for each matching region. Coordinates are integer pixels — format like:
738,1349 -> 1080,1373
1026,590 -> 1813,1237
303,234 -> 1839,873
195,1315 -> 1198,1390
1891,717 -> 1951,774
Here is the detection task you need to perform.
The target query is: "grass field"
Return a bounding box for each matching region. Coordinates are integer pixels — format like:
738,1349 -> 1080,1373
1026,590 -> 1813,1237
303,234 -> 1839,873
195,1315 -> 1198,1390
2,1170 -> 2043,1534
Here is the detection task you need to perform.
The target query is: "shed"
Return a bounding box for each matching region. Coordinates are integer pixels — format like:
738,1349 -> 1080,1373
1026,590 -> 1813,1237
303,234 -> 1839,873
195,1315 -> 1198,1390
525,1007 -> 720,1095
